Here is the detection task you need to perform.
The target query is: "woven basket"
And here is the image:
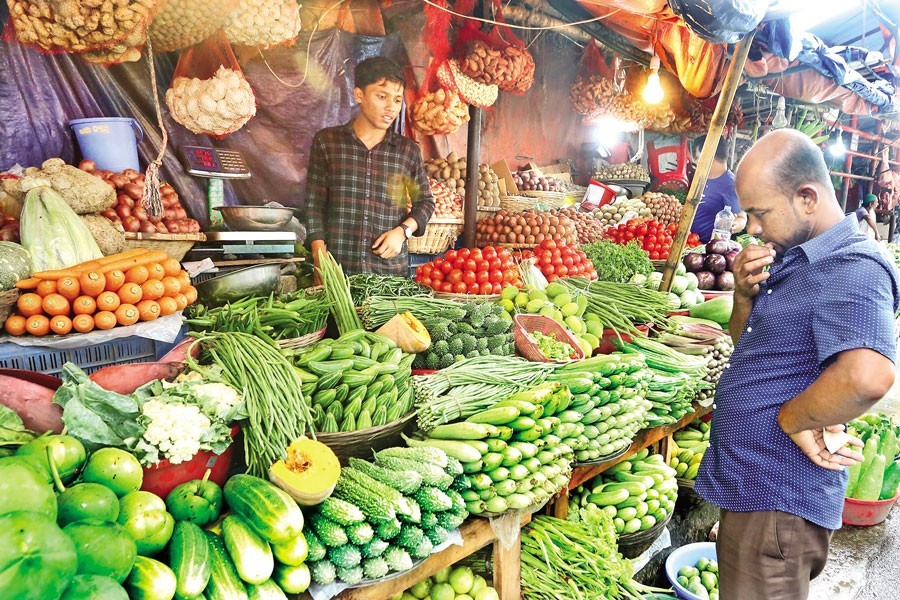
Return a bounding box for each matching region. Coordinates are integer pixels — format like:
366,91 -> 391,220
122,232 -> 206,261
522,190 -> 568,209
433,291 -> 501,302
500,195 -> 538,213
513,314 -> 585,363
314,412 -> 417,466
276,327 -> 327,350
477,206 -> 501,222
408,219 -> 463,255
0,289 -> 18,323
617,510 -> 674,559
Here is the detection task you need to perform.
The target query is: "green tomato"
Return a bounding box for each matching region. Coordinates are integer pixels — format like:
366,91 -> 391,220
164,478 -> 222,526
60,574 -> 128,600
57,483 -> 120,526
16,435 -> 86,484
0,511 -> 78,600
82,448 -> 143,497
64,520 -> 137,583
0,456 -> 57,519
117,491 -> 174,556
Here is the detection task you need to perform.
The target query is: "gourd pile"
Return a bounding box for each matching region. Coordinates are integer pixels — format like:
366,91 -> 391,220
424,153 -> 502,209
551,208 -> 605,244
459,39 -> 535,94
594,163 -> 650,181
81,162 -> 201,235
592,197 -> 652,228
166,66 -> 257,136
437,60 -> 499,108
513,171 -> 566,193
641,191 -> 683,225
411,89 -> 469,136
475,210 -> 578,247
304,446 -> 469,586
568,450 -> 678,535
428,180 -> 464,219
409,383 -> 576,516
668,421 -> 710,480
293,331 -> 417,434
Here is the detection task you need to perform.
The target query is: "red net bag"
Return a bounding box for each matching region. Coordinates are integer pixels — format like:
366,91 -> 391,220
410,60 -> 470,136
454,1 -> 535,94
436,59 -> 499,108
166,31 -> 257,138
570,44 -> 646,128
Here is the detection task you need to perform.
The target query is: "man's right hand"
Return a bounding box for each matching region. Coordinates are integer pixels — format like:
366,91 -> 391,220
731,243 -> 775,300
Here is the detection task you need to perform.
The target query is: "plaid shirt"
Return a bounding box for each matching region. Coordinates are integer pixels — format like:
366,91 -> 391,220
305,122 -> 435,275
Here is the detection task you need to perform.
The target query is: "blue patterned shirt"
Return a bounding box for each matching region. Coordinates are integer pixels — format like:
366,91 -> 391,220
695,213 -> 900,529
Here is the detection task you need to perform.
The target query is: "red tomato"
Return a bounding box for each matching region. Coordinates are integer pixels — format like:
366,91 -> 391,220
470,248 -> 483,262
441,281 -> 453,293
649,251 -> 660,260
563,256 -> 574,267
448,269 -> 463,284
476,270 -> 489,284
556,265 -> 569,277
440,261 -> 453,275
431,269 -> 444,282
544,264 -> 555,276
467,282 -> 480,294
488,257 -> 501,271
462,258 -> 475,272
479,282 -> 493,294
458,248 -> 471,260
419,264 -> 433,278
476,260 -> 489,272
489,270 -> 504,284
444,250 -> 457,262
420,277 -> 432,288
546,274 -> 559,283
463,271 -> 477,286
625,232 -> 635,241
482,246 -> 497,260
541,239 -> 557,251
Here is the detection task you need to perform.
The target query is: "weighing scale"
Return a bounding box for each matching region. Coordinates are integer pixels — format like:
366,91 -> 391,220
180,145 -> 298,266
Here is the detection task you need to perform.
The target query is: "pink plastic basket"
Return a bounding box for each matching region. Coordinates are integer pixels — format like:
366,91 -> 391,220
513,314 -> 585,363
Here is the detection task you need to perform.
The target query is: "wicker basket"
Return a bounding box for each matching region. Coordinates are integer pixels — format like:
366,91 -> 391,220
522,190 -> 568,210
500,195 -> 538,213
433,291 -> 501,302
408,219 -> 463,255
276,327 -> 327,350
617,510 -> 674,559
122,232 -> 206,261
0,289 -> 18,323
513,314 -> 585,363
314,412 -> 417,466
477,206 -> 501,222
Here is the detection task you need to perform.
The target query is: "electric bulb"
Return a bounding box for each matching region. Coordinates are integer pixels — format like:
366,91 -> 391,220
643,55 -> 664,105
828,126 -> 846,157
772,96 -> 788,129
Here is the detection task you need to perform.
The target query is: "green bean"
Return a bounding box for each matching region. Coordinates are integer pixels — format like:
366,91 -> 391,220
317,250 -> 363,335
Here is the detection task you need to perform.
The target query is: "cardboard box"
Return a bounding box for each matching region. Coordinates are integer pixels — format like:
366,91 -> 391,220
492,160 -> 518,195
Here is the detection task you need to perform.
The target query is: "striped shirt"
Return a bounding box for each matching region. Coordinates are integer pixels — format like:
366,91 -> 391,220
305,122 -> 435,275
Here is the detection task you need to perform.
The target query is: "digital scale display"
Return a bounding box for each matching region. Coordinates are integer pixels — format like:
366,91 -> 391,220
181,145 -> 251,179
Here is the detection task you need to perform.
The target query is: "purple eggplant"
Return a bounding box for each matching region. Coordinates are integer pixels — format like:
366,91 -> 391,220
683,253 -> 706,273
704,253 -> 727,275
696,271 -> 716,290
706,239 -> 730,256
716,271 -> 736,291
724,249 -> 740,271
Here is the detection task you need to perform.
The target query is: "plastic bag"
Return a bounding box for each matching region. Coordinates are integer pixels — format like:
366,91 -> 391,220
668,0 -> 768,44
166,31 -> 257,137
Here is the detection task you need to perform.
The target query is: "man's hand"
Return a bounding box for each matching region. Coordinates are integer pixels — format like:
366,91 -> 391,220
372,227 -> 405,260
786,424 -> 864,471
731,244 -> 775,300
310,240 -> 326,286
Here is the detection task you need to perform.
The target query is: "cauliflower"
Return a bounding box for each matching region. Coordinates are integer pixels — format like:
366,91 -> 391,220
192,382 -> 244,421
139,399 -> 211,465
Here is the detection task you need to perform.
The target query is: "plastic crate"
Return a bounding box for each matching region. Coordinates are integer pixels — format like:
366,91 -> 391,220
408,252 -> 438,278
0,336 -> 160,376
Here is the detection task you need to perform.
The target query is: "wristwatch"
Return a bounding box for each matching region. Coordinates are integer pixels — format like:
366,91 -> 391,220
398,223 -> 412,239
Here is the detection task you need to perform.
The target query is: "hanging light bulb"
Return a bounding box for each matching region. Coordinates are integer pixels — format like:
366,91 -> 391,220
643,55 -> 664,105
828,126 -> 846,157
772,96 -> 788,129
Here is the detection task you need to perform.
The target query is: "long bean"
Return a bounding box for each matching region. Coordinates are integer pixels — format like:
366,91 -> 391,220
187,332 -> 315,478
562,278 -> 671,334
360,295 -> 470,330
317,250 -> 363,335
348,273 -> 433,305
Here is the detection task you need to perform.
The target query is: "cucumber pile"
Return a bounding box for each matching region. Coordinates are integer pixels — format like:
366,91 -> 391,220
294,330 -> 415,433
568,450 -> 677,535
669,421 -> 710,480
547,355 -> 651,463
676,558 -> 719,600
303,446 -> 469,587
406,384 -> 577,516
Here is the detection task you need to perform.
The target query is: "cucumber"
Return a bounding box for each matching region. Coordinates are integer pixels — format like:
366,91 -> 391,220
466,406 -> 520,425
429,422 -> 493,440
272,564 -> 311,595
351,356 -> 379,371
125,556 -> 177,600
485,438 -> 508,453
312,388 -> 338,409
364,381 -> 385,402
247,579 -> 289,600
293,367 -> 318,385
587,488 -> 630,507
370,341 -> 390,362
509,416 -> 536,431
602,481 -> 647,496
315,371 -> 342,390
223,475 -> 304,544
511,426 -> 544,443
403,434 -> 483,463
169,521 -> 211,599
383,347 -> 404,365
205,532 -> 249,600
308,359 -> 354,376
222,514 -> 274,585
298,345 -> 331,364
328,344 -> 356,360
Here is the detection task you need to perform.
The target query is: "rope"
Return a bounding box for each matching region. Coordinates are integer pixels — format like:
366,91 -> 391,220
423,0 -> 621,31
142,37 -> 167,220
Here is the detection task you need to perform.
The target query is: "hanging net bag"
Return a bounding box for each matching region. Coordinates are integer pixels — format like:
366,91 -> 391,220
222,0 -> 302,48
148,0 -> 240,53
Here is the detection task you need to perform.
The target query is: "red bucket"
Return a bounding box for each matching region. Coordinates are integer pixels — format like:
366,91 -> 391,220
842,492 -> 900,527
141,425 -> 240,499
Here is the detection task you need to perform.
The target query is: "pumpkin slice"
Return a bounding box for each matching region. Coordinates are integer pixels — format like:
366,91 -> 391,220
269,437 -> 341,506
375,312 -> 431,353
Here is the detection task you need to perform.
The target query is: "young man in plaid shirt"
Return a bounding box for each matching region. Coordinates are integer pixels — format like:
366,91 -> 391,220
306,56 -> 435,276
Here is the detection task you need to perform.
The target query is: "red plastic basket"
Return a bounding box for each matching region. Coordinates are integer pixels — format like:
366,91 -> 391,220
141,425 -> 240,498
513,314 -> 585,363
842,492 -> 900,526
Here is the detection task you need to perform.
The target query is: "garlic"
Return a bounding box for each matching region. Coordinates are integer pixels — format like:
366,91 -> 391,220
166,66 -> 257,136
411,88 -> 470,136
149,0 -> 240,53
223,0 -> 301,47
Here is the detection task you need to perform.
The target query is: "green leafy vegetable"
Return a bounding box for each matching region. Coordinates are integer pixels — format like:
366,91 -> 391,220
579,240 -> 653,283
0,405 -> 36,455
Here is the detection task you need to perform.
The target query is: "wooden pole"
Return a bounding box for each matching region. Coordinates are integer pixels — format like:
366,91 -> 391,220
661,32 -> 756,293
463,105 -> 483,248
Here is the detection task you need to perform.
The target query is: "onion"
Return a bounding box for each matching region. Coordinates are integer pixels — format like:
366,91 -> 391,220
724,250 -> 740,271
78,159 -> 96,172
122,169 -> 141,181
110,174 -> 128,189
100,209 -> 118,220
123,216 -> 141,232
696,271 -> 716,290
156,222 -> 169,233
704,254 -> 727,275
116,205 -> 132,219
683,253 -> 705,273
706,239 -> 730,256
716,271 -> 736,291
133,206 -> 148,221
123,182 -> 143,200
140,221 -> 157,233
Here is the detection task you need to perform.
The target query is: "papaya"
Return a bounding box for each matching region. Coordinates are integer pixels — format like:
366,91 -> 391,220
268,437 -> 341,506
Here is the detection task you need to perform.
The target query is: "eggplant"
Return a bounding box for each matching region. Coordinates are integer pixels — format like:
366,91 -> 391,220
716,271 -> 736,291
706,239 -> 730,256
704,253 -> 727,275
696,271 -> 716,290
683,253 -> 706,273
724,250 -> 740,271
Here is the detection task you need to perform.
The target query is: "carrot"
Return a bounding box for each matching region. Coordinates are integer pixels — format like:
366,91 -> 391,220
15,278 -> 40,290
98,250 -> 169,275
29,250 -> 150,280
27,269 -> 82,281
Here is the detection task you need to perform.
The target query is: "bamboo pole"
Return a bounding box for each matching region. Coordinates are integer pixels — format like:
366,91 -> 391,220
660,32 -> 756,293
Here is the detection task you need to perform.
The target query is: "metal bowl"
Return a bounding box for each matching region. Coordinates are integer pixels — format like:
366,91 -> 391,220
195,264 -> 280,306
215,205 -> 294,231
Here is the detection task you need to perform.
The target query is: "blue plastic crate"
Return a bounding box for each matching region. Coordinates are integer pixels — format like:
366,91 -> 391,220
0,336 -> 160,376
408,253 -> 438,278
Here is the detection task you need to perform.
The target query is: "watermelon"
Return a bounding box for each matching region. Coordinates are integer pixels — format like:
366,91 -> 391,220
0,241 -> 30,291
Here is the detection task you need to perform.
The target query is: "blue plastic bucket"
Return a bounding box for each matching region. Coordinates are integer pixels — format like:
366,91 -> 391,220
69,117 -> 143,172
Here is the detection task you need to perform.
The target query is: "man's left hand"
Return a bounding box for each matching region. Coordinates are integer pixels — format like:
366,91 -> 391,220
372,227 -> 405,260
787,424 -> 864,470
